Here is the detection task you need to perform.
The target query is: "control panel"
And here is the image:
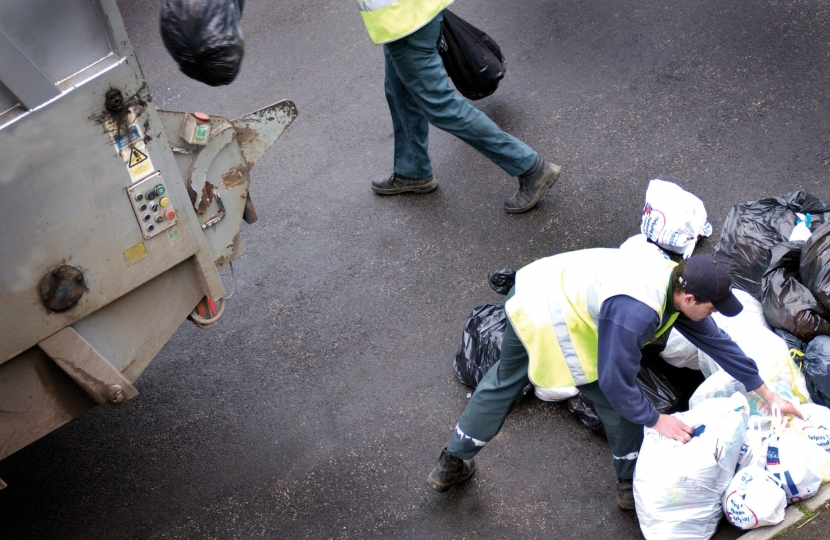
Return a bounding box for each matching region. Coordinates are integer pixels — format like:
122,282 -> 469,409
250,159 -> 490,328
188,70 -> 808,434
126,172 -> 178,240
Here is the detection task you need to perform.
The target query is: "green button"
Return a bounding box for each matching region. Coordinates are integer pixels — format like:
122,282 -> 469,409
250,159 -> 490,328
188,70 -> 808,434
156,184 -> 166,196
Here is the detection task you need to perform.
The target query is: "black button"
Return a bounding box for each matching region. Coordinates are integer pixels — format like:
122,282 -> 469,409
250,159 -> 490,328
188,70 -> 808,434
139,203 -> 147,211
151,203 -> 159,212
143,214 -> 151,221
147,224 -> 155,232
135,193 -> 144,201
146,191 -> 156,200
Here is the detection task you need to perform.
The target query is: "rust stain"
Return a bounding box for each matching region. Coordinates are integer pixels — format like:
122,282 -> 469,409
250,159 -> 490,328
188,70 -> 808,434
221,166 -> 248,188
197,182 -> 216,214
120,356 -> 139,375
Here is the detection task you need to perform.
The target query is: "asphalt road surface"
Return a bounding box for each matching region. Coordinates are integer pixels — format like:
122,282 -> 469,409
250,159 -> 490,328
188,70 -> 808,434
2,0 -> 829,538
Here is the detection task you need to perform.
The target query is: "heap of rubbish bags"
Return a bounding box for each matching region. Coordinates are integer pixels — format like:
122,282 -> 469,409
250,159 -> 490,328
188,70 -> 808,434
453,179 -> 830,539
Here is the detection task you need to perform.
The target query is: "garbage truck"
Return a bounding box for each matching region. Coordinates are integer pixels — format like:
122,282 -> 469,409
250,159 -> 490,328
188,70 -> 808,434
0,0 -> 296,488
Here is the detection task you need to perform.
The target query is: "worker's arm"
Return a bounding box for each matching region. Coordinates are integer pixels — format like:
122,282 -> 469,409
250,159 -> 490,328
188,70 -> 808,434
597,296 -> 667,428
675,316 -> 803,419
674,315 -> 764,390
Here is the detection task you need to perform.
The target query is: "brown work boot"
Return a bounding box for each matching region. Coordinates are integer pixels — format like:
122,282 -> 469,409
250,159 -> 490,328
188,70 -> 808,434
616,478 -> 635,511
372,173 -> 438,195
504,156 -> 561,213
426,448 -> 476,492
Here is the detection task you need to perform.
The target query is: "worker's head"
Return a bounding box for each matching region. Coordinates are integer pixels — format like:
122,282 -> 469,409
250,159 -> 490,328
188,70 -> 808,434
672,256 -> 743,321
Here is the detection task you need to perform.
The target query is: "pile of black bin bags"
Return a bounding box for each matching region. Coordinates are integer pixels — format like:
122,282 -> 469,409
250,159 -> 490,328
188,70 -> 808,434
715,191 -> 830,406
453,191 -> 830,435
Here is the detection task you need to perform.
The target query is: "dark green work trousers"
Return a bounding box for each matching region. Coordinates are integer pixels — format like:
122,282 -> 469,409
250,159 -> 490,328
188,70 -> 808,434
445,292 -> 645,480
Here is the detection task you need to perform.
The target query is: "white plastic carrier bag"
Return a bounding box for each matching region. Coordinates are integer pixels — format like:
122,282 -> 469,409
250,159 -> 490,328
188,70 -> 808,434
764,407 -> 824,503
533,385 -> 578,402
634,394 -> 750,540
722,465 -> 786,530
660,328 -> 701,370
791,403 -> 830,453
640,179 -> 713,258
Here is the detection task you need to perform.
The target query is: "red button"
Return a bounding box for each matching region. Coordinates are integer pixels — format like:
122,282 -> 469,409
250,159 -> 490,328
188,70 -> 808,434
165,209 -> 176,220
193,112 -> 210,122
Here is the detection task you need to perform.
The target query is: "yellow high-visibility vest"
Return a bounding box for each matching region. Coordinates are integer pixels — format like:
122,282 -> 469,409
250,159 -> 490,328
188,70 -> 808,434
505,248 -> 678,389
357,0 -> 454,45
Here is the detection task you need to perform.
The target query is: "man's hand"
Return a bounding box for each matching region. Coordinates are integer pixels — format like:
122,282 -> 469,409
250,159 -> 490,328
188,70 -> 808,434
652,414 -> 694,443
754,383 -> 804,420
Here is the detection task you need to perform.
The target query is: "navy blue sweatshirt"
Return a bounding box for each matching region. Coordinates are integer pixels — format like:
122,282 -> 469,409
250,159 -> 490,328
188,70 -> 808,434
596,295 -> 765,428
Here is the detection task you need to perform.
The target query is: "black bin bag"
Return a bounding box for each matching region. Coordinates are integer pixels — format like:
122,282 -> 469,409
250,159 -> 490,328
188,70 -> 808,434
453,304 -> 507,388
761,241 -> 830,342
714,191 -> 830,299
801,221 -> 830,314
802,336 -> 830,406
160,0 -> 245,87
488,268 -> 516,295
438,10 -> 506,101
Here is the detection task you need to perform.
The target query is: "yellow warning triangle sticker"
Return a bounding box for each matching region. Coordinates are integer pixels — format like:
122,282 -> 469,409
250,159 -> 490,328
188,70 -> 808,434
129,147 -> 148,167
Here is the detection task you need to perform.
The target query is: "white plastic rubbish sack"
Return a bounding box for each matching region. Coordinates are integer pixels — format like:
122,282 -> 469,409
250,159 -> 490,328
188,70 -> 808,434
660,328 -> 701,370
634,394 -> 750,540
723,465 -> 787,530
640,179 -> 713,258
619,233 -> 671,261
692,291 -> 811,411
533,385 -> 579,402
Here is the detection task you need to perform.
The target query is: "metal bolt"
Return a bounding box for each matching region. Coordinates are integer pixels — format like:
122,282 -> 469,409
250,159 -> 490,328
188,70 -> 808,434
108,385 -> 124,404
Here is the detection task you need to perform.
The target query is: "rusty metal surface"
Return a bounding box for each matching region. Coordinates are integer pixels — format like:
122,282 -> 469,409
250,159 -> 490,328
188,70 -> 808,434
37,265 -> 86,312
0,347 -> 94,461
157,101 -> 295,269
232,100 -> 297,171
38,327 -> 139,410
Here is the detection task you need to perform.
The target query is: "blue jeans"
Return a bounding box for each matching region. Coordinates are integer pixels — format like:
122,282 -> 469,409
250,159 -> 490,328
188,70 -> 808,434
383,12 -> 537,179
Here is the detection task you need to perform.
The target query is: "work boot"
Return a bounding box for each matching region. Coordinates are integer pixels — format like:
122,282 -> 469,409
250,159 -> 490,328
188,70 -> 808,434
426,448 -> 476,493
616,478 -> 635,511
504,156 -> 561,213
372,173 -> 438,195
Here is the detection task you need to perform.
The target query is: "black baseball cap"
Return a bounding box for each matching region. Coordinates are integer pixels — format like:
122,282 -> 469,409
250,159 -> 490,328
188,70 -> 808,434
679,256 -> 743,317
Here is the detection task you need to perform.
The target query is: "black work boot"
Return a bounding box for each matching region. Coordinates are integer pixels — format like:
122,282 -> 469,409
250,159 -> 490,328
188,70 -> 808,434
426,448 -> 476,493
616,478 -> 635,511
372,173 -> 438,195
504,156 -> 561,213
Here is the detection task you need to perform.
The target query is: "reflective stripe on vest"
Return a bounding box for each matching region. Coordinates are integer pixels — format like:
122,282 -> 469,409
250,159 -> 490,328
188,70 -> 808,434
357,0 -> 453,44
506,249 -> 678,389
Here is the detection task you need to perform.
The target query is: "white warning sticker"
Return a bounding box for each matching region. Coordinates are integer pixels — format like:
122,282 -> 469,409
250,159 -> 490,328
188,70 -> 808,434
106,109 -> 156,182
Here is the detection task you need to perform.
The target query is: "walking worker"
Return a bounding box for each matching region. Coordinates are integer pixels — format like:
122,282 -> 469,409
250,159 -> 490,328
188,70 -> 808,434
426,250 -> 803,509
356,0 -> 561,213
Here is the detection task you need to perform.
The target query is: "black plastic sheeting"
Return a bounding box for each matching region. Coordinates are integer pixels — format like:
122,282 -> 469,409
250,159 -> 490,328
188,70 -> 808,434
160,0 -> 245,87
488,268 -> 516,295
761,241 -> 830,342
803,336 -> 830,407
567,394 -> 606,436
454,304 -> 507,388
714,191 -> 830,299
802,221 -> 830,314
437,10 -> 506,101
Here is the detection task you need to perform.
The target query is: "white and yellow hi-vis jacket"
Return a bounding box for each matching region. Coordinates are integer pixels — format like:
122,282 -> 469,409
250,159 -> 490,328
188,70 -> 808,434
357,0 -> 454,45
505,248 -> 679,389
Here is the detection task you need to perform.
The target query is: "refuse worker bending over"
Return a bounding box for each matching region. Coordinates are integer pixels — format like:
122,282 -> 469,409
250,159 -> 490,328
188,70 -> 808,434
355,0 -> 561,213
426,251 -> 802,510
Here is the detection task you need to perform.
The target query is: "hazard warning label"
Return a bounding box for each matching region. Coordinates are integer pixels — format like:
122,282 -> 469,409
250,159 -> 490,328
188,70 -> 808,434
123,142 -> 154,181
105,109 -> 156,182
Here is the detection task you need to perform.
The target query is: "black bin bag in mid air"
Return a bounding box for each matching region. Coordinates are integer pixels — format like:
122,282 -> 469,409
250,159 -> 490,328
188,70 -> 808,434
160,0 -> 245,87
438,10 -> 506,101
